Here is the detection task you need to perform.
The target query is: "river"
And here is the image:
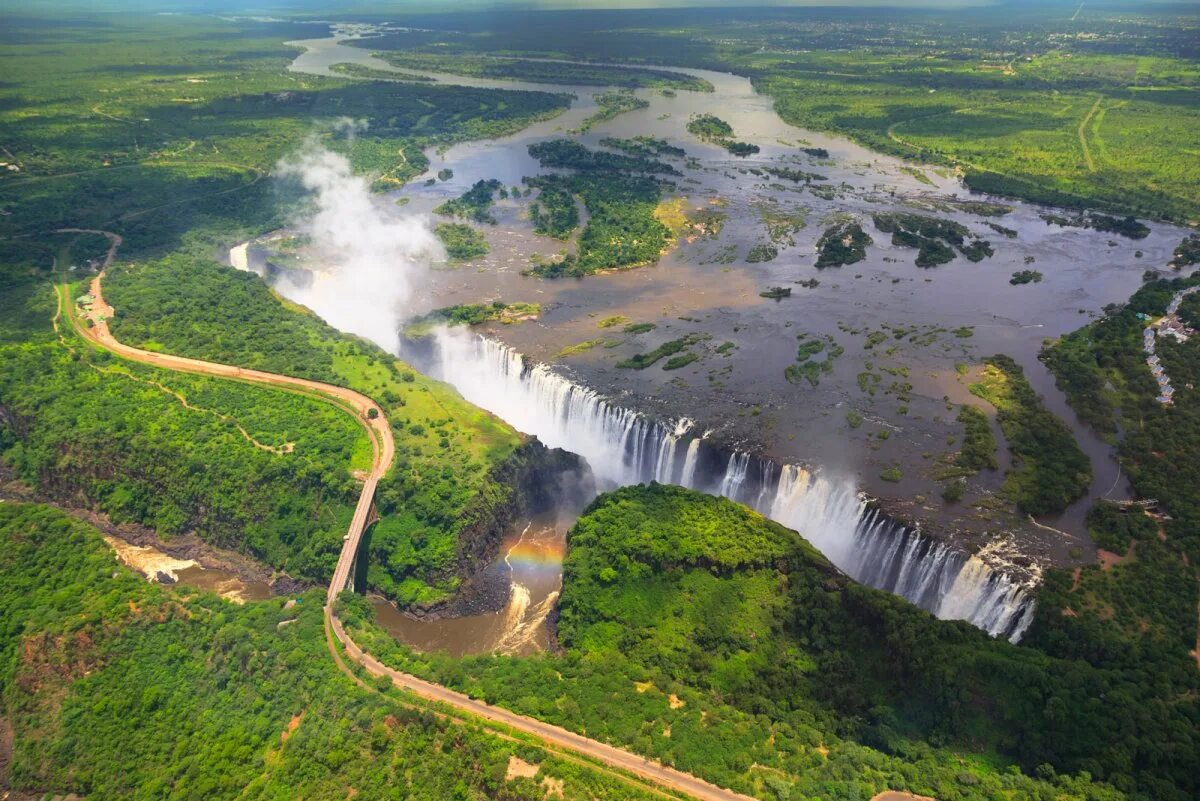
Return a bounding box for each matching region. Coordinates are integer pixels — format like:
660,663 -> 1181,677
246,24 -> 1191,655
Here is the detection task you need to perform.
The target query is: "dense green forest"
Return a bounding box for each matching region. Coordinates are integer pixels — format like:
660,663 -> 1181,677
345,483 -> 1197,801
815,221 -> 872,268
434,222 -> 490,262
524,143 -> 674,276
686,114 -> 760,157
577,90 -> 651,133
529,184 -> 581,239
0,502 -> 665,800
968,355 -> 1091,515
101,254 -> 526,606
0,280 -> 365,581
1040,273 -> 1200,564
436,179 -> 505,224
873,213 -> 993,268
1022,271 -> 1200,801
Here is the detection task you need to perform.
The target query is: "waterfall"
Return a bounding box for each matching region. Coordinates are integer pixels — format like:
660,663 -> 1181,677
419,328 -> 1037,641
680,438 -> 702,487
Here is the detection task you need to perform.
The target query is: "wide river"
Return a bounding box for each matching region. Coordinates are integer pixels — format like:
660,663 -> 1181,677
216,25 -> 1191,655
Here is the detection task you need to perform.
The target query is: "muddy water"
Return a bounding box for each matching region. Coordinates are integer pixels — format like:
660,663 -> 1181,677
371,516 -> 565,657
272,27 -> 1191,653
103,534 -> 272,604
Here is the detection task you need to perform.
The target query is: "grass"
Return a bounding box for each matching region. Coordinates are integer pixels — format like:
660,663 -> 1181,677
557,338 -> 609,358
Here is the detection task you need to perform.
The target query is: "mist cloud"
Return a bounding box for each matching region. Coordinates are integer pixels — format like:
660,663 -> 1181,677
274,142 -> 443,353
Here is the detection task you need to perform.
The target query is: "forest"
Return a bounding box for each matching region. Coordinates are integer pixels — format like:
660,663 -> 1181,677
0,13 -> 571,270
815,221 -> 872,268
577,91 -> 651,133
101,254 -> 526,606
0,502 -> 664,801
686,114 -> 760,156
0,280 -> 365,581
342,483 -> 1196,801
436,179 -> 506,223
434,222 -> 490,262
968,355 -> 1091,515
1040,272 -> 1200,565
872,213 -> 993,268
524,143 -> 674,276
2,7 -> 1198,801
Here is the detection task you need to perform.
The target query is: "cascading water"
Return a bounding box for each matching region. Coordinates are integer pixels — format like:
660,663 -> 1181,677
419,328 -> 1037,641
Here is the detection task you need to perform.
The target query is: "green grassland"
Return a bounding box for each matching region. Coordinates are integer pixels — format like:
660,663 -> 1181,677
0,502 -> 665,801
101,254 -> 526,606
344,483 -> 1197,801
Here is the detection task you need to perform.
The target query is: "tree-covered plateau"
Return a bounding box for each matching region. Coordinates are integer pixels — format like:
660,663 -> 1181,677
344,483 -> 1196,801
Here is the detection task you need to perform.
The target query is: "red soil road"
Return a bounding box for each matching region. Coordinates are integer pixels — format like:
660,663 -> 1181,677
66,270 -> 754,801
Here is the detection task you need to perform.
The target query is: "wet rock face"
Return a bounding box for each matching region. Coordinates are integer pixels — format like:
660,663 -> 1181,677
413,439 -> 592,620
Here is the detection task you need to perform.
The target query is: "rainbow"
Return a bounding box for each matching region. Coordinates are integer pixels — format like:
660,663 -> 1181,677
504,539 -> 565,571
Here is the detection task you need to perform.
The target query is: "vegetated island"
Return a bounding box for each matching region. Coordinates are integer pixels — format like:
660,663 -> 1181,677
873,212 -> 993,267
522,140 -> 676,278
434,222 -> 489,262
404,301 -> 542,339
815,220 -> 872,268
686,113 -> 760,157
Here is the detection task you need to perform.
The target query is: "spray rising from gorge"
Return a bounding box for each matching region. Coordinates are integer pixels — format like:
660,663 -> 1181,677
244,141 -> 1037,646
274,142 -> 444,352
419,329 -> 1037,641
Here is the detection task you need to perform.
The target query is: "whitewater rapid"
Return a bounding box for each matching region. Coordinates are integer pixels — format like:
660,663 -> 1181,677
420,328 -> 1036,642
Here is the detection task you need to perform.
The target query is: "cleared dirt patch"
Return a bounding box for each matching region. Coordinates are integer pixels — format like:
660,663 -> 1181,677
870,792 -> 937,801
0,714 -> 13,790
1097,543 -> 1136,571
505,755 -> 540,781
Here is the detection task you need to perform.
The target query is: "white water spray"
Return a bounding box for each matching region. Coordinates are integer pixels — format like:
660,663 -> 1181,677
273,143 -> 444,353
421,328 -> 1037,641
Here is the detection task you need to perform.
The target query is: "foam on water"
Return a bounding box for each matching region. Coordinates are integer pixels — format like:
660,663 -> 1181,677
421,328 -> 1036,641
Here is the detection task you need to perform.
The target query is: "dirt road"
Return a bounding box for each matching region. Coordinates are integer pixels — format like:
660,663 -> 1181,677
62,266 -> 755,801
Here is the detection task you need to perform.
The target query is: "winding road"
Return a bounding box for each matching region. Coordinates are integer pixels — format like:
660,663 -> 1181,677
59,256 -> 755,801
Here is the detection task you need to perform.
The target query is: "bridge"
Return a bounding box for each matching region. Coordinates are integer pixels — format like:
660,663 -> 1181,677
62,267 -> 754,801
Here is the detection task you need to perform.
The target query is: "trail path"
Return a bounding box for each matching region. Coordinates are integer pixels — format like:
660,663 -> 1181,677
59,248 -> 754,801
1077,96 -> 1102,173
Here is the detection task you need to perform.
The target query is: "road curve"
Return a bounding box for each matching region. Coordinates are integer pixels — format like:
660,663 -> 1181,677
65,268 -> 755,801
